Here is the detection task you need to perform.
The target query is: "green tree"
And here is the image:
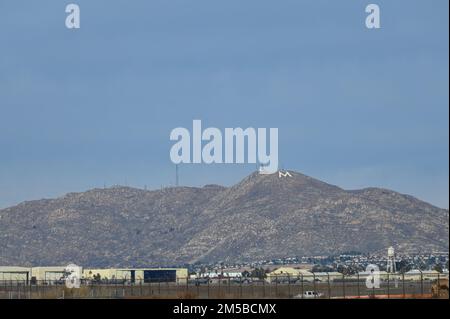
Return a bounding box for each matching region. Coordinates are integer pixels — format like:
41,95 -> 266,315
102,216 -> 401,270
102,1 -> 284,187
250,268 -> 267,279
397,260 -> 412,274
433,264 -> 443,273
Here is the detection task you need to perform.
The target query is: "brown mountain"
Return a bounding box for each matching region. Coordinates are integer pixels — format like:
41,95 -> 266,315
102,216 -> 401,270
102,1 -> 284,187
0,171 -> 448,267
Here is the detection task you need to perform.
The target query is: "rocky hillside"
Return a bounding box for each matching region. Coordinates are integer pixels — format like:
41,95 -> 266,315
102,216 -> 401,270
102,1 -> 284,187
0,171 -> 448,267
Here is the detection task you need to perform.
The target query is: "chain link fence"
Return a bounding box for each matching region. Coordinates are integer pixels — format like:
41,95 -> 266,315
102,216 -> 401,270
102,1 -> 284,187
0,272 -> 448,299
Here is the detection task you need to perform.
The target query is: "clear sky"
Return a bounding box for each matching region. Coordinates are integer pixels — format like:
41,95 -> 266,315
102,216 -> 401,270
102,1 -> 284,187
0,0 -> 448,209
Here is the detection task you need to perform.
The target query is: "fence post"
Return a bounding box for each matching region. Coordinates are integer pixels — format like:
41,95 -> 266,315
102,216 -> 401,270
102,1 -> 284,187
327,273 -> 331,299
263,278 -> 265,298
420,270 -> 423,297
387,273 -> 390,299
402,273 -> 405,298
251,278 -> 255,298
275,276 -> 278,298
301,274 -> 304,299
342,274 -> 346,299
196,278 -> 199,297
313,273 -> 316,298
166,279 -> 169,298
288,274 -> 291,298
239,276 -> 243,298
131,279 -> 134,297
357,272 -> 360,298
437,272 -> 440,298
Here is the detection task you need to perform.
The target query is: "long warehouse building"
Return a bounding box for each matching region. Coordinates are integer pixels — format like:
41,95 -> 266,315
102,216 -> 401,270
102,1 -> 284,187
0,266 -> 188,284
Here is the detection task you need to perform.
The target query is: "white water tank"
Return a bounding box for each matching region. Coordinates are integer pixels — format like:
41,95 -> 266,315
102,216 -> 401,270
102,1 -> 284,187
388,246 -> 395,257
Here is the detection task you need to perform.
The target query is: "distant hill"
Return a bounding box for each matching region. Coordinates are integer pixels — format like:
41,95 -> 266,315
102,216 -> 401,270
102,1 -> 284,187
0,171 -> 448,267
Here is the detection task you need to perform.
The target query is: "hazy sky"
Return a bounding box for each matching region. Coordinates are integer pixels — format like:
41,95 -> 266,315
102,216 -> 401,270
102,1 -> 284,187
0,0 -> 448,209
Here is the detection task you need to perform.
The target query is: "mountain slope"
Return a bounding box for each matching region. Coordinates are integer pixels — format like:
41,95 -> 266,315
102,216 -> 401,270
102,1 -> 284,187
0,171 -> 448,267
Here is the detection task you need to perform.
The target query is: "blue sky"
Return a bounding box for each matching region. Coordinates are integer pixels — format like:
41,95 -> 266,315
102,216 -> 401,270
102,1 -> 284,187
0,0 -> 448,208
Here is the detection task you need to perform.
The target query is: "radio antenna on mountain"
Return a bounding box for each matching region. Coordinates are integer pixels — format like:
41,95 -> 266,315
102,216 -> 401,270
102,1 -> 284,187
175,164 -> 179,187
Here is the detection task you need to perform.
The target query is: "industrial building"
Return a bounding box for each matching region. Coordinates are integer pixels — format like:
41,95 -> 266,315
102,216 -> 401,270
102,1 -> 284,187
31,267 -> 67,284
403,270 -> 441,281
0,266 -> 188,285
0,267 -> 31,283
83,268 -> 188,284
266,267 -> 314,283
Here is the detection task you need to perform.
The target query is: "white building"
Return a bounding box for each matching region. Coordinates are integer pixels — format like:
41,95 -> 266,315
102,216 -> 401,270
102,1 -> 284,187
0,266 -> 31,283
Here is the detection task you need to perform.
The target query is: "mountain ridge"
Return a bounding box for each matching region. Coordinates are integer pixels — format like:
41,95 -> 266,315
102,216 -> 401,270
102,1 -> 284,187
0,170 -> 448,267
